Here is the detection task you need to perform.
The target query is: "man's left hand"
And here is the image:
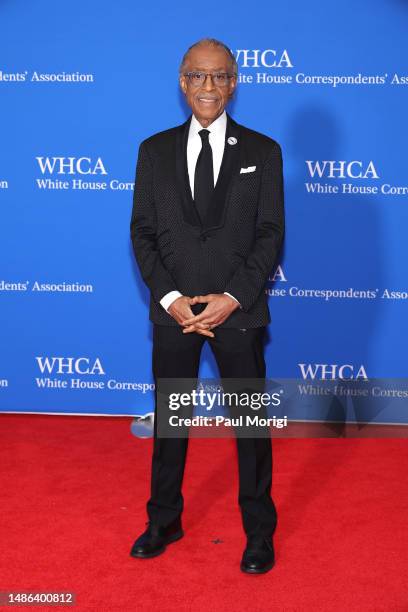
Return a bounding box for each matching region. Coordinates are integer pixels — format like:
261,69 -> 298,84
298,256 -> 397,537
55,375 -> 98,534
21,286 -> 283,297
182,293 -> 240,333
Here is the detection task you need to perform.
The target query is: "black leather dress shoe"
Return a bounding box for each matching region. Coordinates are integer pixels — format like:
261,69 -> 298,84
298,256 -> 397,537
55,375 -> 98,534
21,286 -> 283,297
240,536 -> 275,574
130,519 -> 184,559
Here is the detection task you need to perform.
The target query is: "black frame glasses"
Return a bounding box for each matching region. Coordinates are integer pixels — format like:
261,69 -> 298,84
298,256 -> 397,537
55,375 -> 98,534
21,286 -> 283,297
183,71 -> 236,87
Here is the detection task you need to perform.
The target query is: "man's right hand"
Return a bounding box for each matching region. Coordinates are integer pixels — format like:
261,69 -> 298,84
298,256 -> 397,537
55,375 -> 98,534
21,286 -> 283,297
168,296 -> 214,337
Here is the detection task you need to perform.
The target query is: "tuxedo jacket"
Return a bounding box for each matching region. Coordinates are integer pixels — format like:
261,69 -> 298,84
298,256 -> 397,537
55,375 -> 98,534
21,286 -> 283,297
130,112 -> 284,328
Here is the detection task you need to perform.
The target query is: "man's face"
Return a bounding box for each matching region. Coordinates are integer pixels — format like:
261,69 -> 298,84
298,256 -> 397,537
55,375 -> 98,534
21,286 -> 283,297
179,44 -> 237,127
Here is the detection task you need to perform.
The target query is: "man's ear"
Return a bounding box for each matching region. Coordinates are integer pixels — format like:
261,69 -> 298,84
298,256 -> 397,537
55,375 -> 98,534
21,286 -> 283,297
179,75 -> 187,95
228,78 -> 237,99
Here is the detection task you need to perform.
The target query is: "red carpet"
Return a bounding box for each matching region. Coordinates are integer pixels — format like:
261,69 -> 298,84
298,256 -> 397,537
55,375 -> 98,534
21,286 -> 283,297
1,414 -> 407,611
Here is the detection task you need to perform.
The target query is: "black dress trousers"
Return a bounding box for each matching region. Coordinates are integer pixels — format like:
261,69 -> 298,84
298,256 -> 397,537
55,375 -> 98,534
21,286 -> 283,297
146,324 -> 278,538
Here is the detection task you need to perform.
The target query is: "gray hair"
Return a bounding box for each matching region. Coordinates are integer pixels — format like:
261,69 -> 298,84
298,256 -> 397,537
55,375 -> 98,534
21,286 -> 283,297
179,38 -> 238,75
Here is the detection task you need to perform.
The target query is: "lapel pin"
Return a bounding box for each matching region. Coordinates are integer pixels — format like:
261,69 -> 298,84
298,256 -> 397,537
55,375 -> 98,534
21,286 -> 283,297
227,136 -> 237,145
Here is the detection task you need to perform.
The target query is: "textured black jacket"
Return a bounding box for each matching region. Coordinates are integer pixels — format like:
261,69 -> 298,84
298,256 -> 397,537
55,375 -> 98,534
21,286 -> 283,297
130,112 -> 284,328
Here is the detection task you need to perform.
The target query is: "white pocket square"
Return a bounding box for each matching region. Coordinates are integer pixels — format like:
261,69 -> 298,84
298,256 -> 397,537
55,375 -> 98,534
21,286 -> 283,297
240,166 -> 256,174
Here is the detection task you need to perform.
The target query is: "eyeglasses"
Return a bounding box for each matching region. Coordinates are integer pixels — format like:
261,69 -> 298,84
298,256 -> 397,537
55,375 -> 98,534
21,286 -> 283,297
183,71 -> 236,87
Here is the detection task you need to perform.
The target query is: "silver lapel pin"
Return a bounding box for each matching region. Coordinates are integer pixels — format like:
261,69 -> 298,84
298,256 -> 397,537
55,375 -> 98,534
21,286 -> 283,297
227,136 -> 237,145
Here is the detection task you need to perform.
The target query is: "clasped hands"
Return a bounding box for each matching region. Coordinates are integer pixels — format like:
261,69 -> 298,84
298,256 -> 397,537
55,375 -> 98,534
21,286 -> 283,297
168,294 -> 240,337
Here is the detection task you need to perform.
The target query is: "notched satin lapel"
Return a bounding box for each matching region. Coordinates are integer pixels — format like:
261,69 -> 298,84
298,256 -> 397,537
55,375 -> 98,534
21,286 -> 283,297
175,116 -> 201,228
203,114 -> 241,231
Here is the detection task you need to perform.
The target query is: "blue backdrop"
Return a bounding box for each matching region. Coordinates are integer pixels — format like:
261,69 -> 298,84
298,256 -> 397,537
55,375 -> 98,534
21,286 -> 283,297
1,0 -> 407,422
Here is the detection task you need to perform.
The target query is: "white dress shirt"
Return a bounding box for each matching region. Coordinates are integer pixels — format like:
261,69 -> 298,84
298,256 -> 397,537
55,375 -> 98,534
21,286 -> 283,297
187,109 -> 227,195
160,110 -> 240,313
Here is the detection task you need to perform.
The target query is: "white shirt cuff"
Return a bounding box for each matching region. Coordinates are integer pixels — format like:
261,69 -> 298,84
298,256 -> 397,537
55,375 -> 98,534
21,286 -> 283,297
160,291 -> 183,312
224,292 -> 242,308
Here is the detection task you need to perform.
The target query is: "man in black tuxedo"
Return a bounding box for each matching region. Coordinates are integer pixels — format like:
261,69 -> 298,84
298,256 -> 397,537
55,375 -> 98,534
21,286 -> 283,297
129,38 -> 284,573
